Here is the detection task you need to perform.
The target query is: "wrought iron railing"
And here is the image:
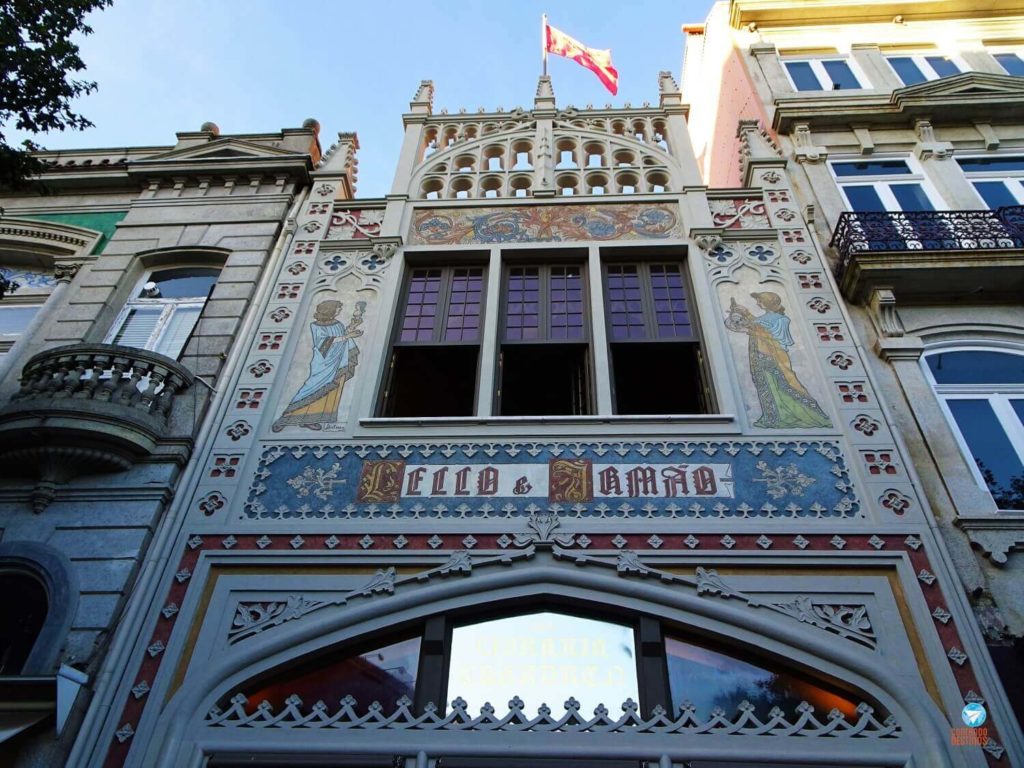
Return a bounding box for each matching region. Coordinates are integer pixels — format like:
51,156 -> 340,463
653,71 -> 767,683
830,206 -> 1024,277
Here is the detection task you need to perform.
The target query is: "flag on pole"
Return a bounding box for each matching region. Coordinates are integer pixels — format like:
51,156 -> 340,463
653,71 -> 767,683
543,20 -> 619,95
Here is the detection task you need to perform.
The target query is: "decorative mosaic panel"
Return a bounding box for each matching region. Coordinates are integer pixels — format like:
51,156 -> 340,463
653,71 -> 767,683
410,203 -> 682,245
244,441 -> 858,520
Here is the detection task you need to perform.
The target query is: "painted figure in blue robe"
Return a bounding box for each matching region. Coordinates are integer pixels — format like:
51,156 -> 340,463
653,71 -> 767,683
273,299 -> 365,431
725,291 -> 831,429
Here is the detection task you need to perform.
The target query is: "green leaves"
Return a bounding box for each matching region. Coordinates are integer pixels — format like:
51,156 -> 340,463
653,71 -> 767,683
0,0 -> 112,188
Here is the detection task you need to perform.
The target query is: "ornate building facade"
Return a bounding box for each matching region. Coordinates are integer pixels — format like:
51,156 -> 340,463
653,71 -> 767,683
41,69 -> 1018,767
682,0 -> 1024,743
1,19 -> 1022,768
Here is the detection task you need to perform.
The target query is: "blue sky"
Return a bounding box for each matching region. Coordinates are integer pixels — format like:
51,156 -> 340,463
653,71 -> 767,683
14,1 -> 716,198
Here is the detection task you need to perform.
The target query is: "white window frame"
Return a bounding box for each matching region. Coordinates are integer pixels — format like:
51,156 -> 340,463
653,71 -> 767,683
885,53 -> 968,85
957,155 -> 1024,208
104,268 -> 214,359
829,156 -> 945,211
922,346 -> 1024,510
781,57 -> 869,91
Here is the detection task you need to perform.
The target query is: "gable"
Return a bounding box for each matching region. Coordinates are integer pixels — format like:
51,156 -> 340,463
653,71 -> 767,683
893,71 -> 1024,102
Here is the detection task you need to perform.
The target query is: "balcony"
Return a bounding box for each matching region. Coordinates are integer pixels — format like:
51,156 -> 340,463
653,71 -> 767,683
0,344 -> 195,510
831,206 -> 1024,302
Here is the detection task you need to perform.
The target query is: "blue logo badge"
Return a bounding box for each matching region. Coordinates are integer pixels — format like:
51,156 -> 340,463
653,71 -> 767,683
962,702 -> 987,727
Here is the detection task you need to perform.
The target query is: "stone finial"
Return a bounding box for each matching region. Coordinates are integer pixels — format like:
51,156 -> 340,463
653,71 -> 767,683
302,118 -> 321,135
535,75 -> 556,110
200,121 -> 220,137
658,71 -> 679,95
658,70 -> 682,108
411,80 -> 434,113
317,131 -> 360,193
738,119 -> 782,161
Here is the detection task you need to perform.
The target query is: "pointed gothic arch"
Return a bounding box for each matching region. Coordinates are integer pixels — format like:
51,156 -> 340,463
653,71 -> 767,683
137,549 -> 963,768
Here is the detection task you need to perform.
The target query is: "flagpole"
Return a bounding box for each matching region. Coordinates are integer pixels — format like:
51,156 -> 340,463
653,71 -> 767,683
542,13 -> 548,76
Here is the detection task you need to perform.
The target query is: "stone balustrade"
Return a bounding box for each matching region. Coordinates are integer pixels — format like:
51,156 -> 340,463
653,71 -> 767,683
10,343 -> 193,422
0,345 -> 197,503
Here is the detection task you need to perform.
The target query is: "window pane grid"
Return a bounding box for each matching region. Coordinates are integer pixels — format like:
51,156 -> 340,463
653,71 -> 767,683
401,269 -> 442,342
649,265 -> 693,337
505,267 -> 540,341
444,267 -> 483,342
606,265 -> 646,340
549,266 -> 583,339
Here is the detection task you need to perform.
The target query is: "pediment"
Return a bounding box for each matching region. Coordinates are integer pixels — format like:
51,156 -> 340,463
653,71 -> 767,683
140,137 -> 303,164
893,72 -> 1024,103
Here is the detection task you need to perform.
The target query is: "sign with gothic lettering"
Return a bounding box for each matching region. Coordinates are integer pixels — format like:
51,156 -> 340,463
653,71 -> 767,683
245,440 -> 857,521
356,460 -> 734,503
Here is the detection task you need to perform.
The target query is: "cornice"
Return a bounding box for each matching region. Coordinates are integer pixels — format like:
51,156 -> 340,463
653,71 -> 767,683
730,0 -> 1024,29
774,73 -> 1024,132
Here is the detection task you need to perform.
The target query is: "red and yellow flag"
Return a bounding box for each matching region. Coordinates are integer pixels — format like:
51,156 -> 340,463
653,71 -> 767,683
544,22 -> 619,95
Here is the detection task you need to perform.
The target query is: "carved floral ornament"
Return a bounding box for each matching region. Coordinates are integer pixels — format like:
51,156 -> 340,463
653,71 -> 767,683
225,514 -> 876,650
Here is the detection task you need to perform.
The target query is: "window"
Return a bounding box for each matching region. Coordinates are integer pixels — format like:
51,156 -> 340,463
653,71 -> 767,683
831,158 -> 941,212
380,253 -> 712,420
783,58 -> 864,91
957,156 -> 1024,209
381,265 -> 485,417
924,349 -> 1024,511
0,571 -> 47,675
886,54 -> 963,85
0,305 -> 41,354
106,267 -> 219,359
995,52 -> 1024,77
218,607 -> 870,724
498,264 -> 591,415
603,262 -> 706,414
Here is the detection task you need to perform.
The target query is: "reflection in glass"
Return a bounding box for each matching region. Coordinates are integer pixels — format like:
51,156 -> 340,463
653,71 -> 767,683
665,636 -> 858,721
240,636 -> 421,715
927,351 -> 1024,384
447,612 -> 638,714
948,399 -> 1024,510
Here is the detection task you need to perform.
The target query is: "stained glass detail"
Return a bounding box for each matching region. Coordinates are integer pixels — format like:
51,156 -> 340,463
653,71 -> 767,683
650,264 -> 692,338
606,265 -> 645,339
444,268 -> 483,341
505,267 -> 540,341
549,266 -> 584,339
400,269 -> 441,341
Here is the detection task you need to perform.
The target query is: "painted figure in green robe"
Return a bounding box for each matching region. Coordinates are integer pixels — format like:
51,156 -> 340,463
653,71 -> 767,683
725,291 -> 831,429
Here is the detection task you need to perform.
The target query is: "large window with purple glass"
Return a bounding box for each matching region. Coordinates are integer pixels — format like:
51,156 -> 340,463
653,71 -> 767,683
498,263 -> 592,415
603,261 -> 707,415
381,265 -> 485,417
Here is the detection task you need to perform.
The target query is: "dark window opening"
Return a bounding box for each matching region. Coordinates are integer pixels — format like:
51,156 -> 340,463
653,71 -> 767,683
611,342 -> 704,415
498,343 -> 590,415
381,264 -> 486,417
0,571 -> 47,675
498,263 -> 591,416
603,261 -> 708,415
382,346 -> 478,417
